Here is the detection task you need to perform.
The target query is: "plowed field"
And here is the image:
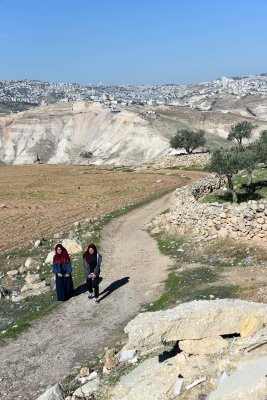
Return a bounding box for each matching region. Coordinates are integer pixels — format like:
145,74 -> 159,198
0,164 -> 204,251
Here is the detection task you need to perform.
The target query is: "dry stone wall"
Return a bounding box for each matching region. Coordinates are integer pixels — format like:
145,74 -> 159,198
147,153 -> 210,168
151,177 -> 267,243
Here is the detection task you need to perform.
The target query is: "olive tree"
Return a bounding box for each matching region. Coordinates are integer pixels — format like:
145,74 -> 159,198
205,147 -> 244,203
239,130 -> 267,192
170,129 -> 206,154
227,121 -> 255,147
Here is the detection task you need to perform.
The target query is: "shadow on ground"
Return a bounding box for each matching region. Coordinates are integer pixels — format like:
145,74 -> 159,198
99,277 -> 130,301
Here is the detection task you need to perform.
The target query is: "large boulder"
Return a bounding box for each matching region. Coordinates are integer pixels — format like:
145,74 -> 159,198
36,383 -> 65,400
208,355 -> 267,400
124,299 -> 267,348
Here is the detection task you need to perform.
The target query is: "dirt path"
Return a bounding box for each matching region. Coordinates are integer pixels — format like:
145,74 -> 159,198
0,195 -> 172,400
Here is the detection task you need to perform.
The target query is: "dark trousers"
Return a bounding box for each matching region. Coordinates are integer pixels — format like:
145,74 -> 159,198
55,274 -> 74,301
86,275 -> 99,298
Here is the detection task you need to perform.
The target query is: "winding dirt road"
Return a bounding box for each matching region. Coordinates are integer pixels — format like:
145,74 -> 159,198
0,195 -> 172,400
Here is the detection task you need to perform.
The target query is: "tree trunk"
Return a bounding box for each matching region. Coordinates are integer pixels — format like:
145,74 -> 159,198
246,167 -> 253,186
227,175 -> 238,203
246,167 -> 255,195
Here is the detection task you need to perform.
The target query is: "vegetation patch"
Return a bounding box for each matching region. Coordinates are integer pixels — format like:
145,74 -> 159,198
201,167 -> 267,204
147,232 -> 267,311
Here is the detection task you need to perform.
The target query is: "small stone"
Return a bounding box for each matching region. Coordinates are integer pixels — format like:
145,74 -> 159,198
174,377 -> 184,395
87,371 -> 98,381
18,266 -> 27,274
118,349 -> 136,363
7,269 -> 18,277
80,367 -> 90,377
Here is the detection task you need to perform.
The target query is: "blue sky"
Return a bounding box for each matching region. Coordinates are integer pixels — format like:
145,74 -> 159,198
0,0 -> 266,84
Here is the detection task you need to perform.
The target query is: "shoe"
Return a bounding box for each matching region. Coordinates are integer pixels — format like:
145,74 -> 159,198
94,298 -> 99,304
88,292 -> 94,299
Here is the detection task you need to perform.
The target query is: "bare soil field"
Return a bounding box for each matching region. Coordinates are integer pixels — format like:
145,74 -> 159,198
0,164 -> 205,252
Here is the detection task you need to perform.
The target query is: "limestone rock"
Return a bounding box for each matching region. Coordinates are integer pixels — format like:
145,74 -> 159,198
18,266 -> 27,274
103,355 -> 118,374
45,251 -> 55,264
209,355 -> 267,400
7,269 -> 18,277
124,299 -> 267,348
121,343 -> 135,352
25,257 -> 39,268
25,273 -> 40,285
72,378 -> 100,398
87,371 -> 98,381
36,383 -> 65,400
62,239 -> 82,255
79,367 -> 89,377
179,337 -> 228,355
118,349 -> 137,363
239,315 -> 263,338
174,378 -> 184,395
111,353 -> 189,400
13,281 -> 50,302
21,280 -> 47,294
34,239 -> 42,248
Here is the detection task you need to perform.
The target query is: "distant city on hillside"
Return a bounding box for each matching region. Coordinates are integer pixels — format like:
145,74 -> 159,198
0,73 -> 267,114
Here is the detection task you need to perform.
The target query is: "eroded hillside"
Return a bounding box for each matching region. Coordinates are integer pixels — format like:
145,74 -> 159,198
0,100 -> 267,165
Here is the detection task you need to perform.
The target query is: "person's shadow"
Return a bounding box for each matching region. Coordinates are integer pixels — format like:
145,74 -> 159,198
73,283 -> 88,297
72,277 -> 105,297
99,277 -> 129,302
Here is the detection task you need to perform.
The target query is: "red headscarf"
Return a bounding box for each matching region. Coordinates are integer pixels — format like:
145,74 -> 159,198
83,243 -> 97,264
53,244 -> 70,264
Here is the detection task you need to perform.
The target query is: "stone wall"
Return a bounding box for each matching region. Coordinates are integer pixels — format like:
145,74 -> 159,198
151,177 -> 267,243
146,153 -> 210,169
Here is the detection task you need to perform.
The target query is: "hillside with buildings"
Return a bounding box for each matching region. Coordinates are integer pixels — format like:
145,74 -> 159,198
0,74 -> 267,165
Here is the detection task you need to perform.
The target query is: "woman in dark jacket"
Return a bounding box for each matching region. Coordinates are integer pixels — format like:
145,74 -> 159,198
53,244 -> 74,301
83,243 -> 101,304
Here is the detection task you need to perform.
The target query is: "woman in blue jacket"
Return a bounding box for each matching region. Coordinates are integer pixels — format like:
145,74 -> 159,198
53,244 -> 74,301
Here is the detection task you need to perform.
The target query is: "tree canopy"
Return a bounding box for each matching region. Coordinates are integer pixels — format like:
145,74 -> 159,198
227,121 -> 255,146
170,129 -> 206,154
205,147 -> 244,203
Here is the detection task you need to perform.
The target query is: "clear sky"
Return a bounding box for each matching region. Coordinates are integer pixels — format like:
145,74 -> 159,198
0,0 -> 266,85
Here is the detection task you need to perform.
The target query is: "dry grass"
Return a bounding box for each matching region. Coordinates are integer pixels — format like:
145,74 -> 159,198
0,164 -> 205,252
